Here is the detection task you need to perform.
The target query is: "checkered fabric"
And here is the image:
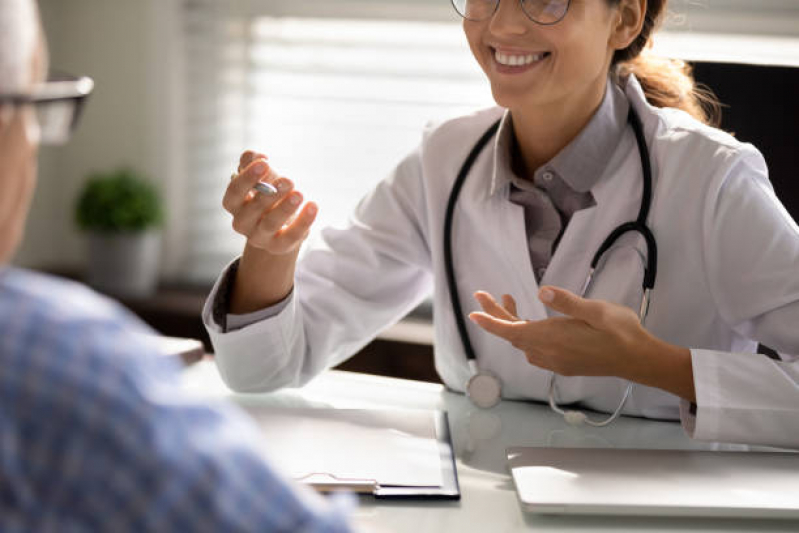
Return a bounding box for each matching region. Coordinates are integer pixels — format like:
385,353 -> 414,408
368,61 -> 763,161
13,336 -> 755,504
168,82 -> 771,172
0,267 -> 354,532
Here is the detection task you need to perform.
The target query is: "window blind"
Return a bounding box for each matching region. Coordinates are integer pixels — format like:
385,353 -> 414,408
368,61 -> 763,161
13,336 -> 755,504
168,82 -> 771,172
178,0 -> 799,284
665,1 -> 799,36
181,0 -> 492,283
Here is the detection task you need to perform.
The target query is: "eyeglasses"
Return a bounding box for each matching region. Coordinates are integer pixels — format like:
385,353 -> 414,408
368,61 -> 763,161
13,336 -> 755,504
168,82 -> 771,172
0,74 -> 94,145
451,0 -> 571,25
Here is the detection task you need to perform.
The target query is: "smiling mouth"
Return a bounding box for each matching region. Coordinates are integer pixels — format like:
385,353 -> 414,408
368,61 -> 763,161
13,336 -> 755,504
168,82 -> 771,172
492,48 -> 550,67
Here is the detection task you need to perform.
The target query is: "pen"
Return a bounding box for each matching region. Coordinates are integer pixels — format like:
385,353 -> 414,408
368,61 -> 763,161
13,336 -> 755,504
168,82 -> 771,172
253,181 -> 278,196
253,165 -> 280,196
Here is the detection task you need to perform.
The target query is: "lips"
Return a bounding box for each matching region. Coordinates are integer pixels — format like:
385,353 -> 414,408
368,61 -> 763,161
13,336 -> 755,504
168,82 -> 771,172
493,49 -> 549,66
488,46 -> 552,75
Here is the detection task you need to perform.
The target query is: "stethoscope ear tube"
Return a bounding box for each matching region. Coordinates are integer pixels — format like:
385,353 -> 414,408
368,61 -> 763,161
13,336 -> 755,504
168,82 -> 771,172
444,120 -> 501,372
590,221 -> 657,290
629,106 -> 653,224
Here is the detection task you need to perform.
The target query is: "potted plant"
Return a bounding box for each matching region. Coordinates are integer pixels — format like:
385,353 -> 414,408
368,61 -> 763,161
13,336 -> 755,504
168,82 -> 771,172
75,167 -> 164,298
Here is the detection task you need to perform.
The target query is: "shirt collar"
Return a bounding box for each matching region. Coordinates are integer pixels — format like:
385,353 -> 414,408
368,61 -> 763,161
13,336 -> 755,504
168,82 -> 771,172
489,76 -> 630,197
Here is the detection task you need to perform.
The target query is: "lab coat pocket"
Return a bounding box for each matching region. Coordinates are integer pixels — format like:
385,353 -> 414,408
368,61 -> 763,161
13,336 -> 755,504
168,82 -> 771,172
584,240 -> 647,314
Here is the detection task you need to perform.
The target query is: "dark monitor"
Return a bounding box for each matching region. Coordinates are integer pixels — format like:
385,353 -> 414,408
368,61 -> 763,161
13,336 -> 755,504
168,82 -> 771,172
693,61 -> 799,222
693,61 -> 799,358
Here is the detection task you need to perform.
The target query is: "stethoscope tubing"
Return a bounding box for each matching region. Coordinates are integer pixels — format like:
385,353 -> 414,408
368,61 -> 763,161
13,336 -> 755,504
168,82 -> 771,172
445,106 -> 657,422
443,119 -> 501,365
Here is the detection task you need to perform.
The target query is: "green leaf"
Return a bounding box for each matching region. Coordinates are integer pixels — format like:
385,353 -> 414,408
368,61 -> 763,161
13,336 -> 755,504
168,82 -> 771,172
74,167 -> 164,232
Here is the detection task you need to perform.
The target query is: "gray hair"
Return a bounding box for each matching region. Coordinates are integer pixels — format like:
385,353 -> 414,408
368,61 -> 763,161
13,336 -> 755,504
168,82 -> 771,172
0,0 -> 38,93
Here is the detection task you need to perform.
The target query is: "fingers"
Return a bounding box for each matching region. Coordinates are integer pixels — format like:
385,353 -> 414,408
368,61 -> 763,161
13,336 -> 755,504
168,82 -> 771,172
539,286 -> 593,321
267,202 -> 319,254
229,178 -> 291,237
539,285 -> 627,331
256,190 -> 304,233
223,158 -> 275,215
502,293 -> 518,318
225,151 -> 318,254
473,291 -> 518,321
238,151 -> 267,174
468,312 -> 519,343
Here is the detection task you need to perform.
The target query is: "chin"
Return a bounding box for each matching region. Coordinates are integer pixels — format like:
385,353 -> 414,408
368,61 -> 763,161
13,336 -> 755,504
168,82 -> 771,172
489,86 -> 535,111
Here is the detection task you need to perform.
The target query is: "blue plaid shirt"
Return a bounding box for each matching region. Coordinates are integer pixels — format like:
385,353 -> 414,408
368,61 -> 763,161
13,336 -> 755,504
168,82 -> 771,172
0,268 -> 355,532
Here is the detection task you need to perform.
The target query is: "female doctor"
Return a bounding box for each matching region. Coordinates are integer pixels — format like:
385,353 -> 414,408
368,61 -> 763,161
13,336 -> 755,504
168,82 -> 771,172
203,0 -> 799,448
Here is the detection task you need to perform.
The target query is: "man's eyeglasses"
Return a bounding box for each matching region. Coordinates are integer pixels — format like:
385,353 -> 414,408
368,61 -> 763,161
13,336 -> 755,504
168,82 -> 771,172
0,74 -> 94,145
451,0 -> 571,25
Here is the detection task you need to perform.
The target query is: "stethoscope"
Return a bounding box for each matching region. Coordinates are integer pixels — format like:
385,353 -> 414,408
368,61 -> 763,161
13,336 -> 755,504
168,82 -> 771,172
444,106 -> 657,426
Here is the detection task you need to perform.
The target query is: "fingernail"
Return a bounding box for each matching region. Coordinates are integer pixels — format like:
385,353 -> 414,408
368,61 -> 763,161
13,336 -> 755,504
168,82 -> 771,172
276,179 -> 292,192
539,288 -> 554,303
306,204 -> 317,215
289,193 -> 302,205
252,161 -> 266,175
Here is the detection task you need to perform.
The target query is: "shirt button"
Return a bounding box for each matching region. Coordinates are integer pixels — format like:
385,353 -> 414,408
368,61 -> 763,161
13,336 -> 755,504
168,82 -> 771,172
542,171 -> 554,182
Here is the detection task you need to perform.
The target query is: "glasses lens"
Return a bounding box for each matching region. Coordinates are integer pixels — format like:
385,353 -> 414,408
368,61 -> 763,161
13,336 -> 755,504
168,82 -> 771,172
35,99 -> 78,145
451,0 -> 498,21
521,0 -> 569,24
30,75 -> 93,145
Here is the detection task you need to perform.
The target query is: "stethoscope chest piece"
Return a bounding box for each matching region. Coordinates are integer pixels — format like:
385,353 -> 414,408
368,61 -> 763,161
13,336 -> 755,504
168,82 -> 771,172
466,369 -> 501,409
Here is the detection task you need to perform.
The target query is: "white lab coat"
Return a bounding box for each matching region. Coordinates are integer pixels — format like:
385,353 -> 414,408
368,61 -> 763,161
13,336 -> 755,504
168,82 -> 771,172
203,76 -> 799,448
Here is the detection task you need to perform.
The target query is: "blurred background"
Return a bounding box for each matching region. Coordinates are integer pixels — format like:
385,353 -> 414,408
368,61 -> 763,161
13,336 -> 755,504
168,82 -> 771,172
13,0 -> 799,378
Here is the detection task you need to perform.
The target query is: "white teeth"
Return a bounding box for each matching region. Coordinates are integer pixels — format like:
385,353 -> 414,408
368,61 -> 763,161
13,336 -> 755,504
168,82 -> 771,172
494,49 -> 546,67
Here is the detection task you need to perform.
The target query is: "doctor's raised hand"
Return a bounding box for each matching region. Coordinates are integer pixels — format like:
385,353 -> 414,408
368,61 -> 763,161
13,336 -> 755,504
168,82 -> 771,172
223,150 -> 318,314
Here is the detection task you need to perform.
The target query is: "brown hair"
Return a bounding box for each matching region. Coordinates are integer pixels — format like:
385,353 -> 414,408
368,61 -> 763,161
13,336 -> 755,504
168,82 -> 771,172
610,0 -> 721,127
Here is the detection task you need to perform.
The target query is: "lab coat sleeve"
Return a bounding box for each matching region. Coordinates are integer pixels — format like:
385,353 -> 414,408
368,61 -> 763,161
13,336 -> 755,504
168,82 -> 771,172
203,147 -> 434,393
684,148 -> 799,448
202,260 -> 306,391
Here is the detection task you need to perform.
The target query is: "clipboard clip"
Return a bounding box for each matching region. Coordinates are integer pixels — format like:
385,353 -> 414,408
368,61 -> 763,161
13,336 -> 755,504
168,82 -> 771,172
296,472 -> 380,494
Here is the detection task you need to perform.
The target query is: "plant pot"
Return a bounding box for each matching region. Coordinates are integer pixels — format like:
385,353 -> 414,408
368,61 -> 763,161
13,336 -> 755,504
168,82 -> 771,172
85,230 -> 161,298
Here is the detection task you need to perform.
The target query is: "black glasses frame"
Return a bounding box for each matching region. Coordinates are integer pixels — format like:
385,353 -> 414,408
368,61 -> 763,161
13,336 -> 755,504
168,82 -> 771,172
0,74 -> 94,140
451,0 -> 572,26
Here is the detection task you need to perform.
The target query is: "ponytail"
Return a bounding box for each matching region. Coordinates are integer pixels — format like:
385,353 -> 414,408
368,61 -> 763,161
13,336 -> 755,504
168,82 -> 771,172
611,0 -> 721,127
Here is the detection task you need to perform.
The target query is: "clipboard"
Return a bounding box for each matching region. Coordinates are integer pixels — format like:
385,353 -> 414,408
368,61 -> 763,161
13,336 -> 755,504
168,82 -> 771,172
243,407 -> 460,500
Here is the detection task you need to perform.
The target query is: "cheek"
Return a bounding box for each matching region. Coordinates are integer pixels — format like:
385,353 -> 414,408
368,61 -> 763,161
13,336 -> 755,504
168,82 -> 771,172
554,30 -> 612,81
463,24 -> 489,72
0,114 -> 39,263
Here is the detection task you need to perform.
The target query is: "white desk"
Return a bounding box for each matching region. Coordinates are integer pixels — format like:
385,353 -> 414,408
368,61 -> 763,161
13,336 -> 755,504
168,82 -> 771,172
182,360 -> 798,532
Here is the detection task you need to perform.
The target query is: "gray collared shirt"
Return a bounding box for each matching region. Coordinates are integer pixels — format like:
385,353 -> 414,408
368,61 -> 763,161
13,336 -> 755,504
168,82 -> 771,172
493,77 -> 630,282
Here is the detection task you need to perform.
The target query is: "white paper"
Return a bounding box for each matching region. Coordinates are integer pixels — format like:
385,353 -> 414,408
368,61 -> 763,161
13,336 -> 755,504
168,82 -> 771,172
243,407 -> 444,488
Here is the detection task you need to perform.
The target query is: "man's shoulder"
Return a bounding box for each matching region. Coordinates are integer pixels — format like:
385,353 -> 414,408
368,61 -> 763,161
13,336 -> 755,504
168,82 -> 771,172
0,268 -> 176,410
0,268 -> 161,372
0,268 -> 146,331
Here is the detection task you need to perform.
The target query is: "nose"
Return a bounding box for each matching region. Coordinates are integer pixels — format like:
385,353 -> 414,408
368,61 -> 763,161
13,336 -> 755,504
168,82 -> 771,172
488,0 -> 529,36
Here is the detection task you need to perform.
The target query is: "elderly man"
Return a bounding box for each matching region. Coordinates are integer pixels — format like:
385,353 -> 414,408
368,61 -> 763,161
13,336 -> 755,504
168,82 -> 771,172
0,1 -> 356,530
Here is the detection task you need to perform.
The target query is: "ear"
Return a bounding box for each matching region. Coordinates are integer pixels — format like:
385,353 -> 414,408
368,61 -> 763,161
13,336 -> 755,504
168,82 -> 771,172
610,0 -> 647,51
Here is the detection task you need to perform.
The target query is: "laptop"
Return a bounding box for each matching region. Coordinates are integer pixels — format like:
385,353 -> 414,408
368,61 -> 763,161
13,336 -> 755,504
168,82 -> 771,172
507,446 -> 799,518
